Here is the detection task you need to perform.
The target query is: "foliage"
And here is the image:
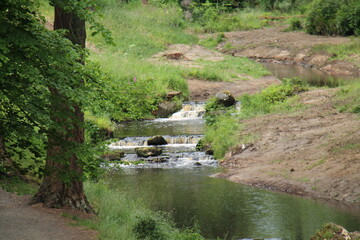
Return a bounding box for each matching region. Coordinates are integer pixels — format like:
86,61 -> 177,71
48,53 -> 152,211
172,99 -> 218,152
284,18 -> 303,31
306,0 -> 360,36
87,1 -> 194,120
0,175 -> 39,195
204,114 -> 240,159
0,0 -> 113,185
84,181 -> 205,240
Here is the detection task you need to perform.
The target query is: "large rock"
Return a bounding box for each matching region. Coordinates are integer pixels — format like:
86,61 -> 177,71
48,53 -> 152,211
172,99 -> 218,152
215,91 -> 236,107
135,147 -> 163,158
153,101 -> 182,118
147,136 -> 167,146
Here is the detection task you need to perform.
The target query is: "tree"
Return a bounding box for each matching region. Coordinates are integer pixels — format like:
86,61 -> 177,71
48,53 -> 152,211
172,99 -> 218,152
32,1 -> 91,212
1,0 -> 110,212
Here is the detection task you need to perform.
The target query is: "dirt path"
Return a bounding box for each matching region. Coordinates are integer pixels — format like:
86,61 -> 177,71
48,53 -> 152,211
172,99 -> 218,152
0,189 -> 97,240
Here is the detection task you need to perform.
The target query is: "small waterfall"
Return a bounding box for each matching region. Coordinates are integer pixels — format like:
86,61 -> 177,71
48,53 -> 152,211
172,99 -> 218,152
108,101 -> 216,168
169,102 -> 205,120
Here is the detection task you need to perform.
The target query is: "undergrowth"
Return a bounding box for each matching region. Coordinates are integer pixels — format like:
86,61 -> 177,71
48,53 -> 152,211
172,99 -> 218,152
84,181 -> 204,240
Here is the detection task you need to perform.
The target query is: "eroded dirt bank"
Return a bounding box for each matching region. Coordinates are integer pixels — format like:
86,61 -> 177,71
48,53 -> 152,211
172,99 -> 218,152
214,26 -> 360,76
215,89 -> 360,204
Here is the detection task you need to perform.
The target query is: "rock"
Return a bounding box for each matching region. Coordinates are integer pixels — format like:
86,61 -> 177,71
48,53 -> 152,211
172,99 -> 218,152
153,101 -> 182,118
194,162 -> 202,166
205,149 -> 214,155
101,151 -> 125,161
147,136 -> 167,146
135,147 -> 163,158
215,91 -> 236,107
166,91 -> 182,101
311,223 -> 352,240
148,157 -> 169,163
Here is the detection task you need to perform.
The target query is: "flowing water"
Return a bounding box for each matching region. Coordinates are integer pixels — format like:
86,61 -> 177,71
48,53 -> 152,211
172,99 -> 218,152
108,70 -> 360,239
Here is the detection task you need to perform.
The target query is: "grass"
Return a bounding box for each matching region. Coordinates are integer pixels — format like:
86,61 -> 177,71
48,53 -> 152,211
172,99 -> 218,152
305,159 -> 326,170
84,181 -> 204,240
336,81 -> 360,114
312,38 -> 360,62
182,56 -> 269,82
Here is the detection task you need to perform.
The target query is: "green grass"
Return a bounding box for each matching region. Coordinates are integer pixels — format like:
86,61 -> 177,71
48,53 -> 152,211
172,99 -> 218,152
84,181 -> 204,240
336,81 -> 360,114
182,56 -> 270,82
312,38 -> 360,61
305,159 -> 326,170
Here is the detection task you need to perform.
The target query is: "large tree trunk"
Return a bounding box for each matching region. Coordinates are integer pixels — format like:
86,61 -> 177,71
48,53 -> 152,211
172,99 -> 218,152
32,4 -> 92,212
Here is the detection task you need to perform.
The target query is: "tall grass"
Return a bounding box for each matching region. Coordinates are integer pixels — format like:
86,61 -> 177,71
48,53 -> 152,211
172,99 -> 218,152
84,181 -> 204,240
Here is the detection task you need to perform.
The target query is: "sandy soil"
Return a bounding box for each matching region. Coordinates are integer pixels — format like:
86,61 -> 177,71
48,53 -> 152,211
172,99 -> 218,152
0,189 -> 97,240
215,89 -> 360,204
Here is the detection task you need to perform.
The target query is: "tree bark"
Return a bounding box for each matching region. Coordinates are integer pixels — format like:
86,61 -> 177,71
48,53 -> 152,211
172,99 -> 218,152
0,135 -> 14,175
32,3 -> 92,212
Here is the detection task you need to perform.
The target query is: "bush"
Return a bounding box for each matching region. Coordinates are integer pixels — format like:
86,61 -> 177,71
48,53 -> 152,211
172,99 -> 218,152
336,0 -> 360,36
306,0 -> 344,36
306,0 -> 360,36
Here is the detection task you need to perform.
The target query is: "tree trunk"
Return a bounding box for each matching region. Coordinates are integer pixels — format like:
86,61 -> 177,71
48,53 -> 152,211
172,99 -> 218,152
32,4 -> 92,212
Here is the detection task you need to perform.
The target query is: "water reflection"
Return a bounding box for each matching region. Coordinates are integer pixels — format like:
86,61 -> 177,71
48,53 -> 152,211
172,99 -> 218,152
263,63 -> 354,87
108,168 -> 360,240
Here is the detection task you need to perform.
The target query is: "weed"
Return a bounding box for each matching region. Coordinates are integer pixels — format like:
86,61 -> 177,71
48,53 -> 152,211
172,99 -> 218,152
305,159 -> 326,170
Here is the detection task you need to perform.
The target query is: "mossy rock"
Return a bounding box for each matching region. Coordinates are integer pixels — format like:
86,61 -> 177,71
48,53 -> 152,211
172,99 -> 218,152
135,147 -> 163,158
147,136 -> 167,146
311,223 -> 352,240
153,101 -> 182,118
215,91 -> 236,107
101,151 -> 125,161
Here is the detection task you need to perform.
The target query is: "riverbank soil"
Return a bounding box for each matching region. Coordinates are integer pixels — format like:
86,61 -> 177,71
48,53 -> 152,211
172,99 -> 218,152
216,88 -> 360,204
0,188 -> 97,240
213,26 -> 360,76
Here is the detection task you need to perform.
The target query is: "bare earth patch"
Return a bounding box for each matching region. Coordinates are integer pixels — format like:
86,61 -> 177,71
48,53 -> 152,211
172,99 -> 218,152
213,26 -> 360,76
215,89 -> 360,204
0,189 -> 97,240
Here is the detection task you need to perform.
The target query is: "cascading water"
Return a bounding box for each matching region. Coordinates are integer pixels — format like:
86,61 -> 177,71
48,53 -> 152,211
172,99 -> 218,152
109,102 -> 217,168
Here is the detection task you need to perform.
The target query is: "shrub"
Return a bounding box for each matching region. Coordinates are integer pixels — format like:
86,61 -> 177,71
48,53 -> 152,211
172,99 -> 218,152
306,0 -> 360,36
336,0 -> 360,36
306,0 -> 344,36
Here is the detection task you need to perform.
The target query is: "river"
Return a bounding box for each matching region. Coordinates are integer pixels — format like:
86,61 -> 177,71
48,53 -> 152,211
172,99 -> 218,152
106,65 -> 360,240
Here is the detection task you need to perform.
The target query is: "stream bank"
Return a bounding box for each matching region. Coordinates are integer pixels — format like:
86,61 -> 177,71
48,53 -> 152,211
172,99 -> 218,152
215,26 -> 360,76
